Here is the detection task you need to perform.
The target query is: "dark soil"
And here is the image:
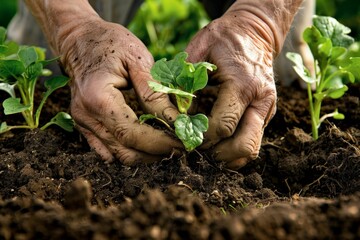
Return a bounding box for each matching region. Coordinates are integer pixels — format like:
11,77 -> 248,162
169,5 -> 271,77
0,81 -> 359,240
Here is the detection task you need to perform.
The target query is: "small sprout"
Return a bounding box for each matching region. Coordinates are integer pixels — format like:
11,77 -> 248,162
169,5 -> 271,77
140,51 -> 216,151
0,26 -> 74,133
287,16 -> 360,140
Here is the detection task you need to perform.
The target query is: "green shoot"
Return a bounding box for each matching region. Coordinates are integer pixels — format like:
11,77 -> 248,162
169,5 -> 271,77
140,52 -> 216,151
286,16 -> 360,140
0,26 -> 74,133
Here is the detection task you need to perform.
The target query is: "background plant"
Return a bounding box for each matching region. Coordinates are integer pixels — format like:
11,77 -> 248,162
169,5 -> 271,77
0,26 -> 74,133
128,0 -> 209,60
140,52 -> 216,151
287,16 -> 360,140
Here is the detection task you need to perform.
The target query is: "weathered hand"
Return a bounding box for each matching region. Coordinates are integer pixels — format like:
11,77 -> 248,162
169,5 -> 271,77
60,19 -> 181,165
185,14 -> 277,169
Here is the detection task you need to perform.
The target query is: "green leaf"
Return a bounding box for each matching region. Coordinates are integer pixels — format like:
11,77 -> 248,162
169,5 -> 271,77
0,82 -> 16,97
139,114 -> 157,124
3,97 -> 31,115
18,47 -> 38,67
148,81 -> 194,97
176,62 -> 195,92
174,113 -> 208,151
0,122 -> 8,133
0,41 -> 19,58
330,46 -> 347,62
0,59 -> 25,79
0,27 -> 6,45
151,52 -> 188,85
34,47 -> 47,61
44,75 -> 69,94
25,62 -> 43,80
343,57 -> 360,81
313,15 -> 354,48
318,38 -> 332,57
327,85 -> 348,99
303,26 -> 323,53
39,56 -> 60,67
333,112 -> 345,120
286,52 -> 315,83
44,112 -> 75,132
192,62 -> 216,92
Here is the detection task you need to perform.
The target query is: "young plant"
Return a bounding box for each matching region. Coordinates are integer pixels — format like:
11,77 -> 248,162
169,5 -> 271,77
140,52 -> 216,151
286,16 -> 360,140
0,26 -> 74,133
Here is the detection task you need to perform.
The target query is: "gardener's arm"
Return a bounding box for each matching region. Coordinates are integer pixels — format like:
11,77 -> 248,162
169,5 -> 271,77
186,0 -> 303,169
24,0 -> 182,164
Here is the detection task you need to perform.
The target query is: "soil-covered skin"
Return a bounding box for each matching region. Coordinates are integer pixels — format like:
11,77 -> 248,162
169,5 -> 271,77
0,82 -> 359,239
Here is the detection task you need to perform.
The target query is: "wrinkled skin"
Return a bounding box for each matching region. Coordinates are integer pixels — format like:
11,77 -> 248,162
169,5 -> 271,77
186,15 -> 277,169
61,19 -> 182,165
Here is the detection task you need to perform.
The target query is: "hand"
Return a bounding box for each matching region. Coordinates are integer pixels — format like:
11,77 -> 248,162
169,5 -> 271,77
59,19 -> 181,165
185,14 -> 277,169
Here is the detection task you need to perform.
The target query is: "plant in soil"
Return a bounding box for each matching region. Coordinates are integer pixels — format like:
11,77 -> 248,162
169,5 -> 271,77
286,15 -> 360,140
0,26 -> 74,133
140,51 -> 216,151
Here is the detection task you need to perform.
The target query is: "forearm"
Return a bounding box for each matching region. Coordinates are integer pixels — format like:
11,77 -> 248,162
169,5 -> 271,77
224,0 -> 304,55
24,0 -> 100,55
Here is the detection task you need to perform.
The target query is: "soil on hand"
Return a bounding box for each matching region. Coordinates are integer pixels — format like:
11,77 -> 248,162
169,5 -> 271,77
0,82 -> 359,239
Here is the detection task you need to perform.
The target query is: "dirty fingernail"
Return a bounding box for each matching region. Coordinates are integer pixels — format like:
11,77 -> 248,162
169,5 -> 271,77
163,107 -> 179,123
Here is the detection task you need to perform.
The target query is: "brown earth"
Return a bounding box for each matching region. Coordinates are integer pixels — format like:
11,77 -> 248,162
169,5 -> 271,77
0,81 -> 359,240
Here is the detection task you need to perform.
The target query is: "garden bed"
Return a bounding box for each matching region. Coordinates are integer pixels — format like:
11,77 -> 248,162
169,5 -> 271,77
0,82 -> 359,239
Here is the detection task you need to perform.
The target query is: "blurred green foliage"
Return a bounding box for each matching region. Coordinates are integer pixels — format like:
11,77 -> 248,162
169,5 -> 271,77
128,0 -> 209,60
317,0 -> 360,39
0,0 -> 17,27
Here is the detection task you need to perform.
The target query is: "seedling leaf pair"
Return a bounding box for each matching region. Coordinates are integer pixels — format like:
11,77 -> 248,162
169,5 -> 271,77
141,51 -> 216,151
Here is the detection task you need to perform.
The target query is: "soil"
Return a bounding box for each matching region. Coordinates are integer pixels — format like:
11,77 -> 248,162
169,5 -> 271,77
0,81 -> 359,240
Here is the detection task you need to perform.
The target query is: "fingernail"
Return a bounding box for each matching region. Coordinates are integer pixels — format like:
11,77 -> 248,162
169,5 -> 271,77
163,107 -> 179,123
227,157 -> 249,170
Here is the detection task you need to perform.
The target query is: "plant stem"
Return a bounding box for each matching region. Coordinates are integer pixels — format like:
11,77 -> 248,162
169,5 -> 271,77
307,83 -> 318,140
2,125 -> 34,133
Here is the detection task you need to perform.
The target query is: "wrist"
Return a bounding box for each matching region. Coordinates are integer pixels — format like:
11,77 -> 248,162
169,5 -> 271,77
24,0 -> 100,55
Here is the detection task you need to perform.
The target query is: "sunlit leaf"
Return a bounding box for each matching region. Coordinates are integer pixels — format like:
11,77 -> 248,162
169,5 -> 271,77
0,82 -> 16,97
174,113 -> 208,151
313,15 -> 354,48
148,81 -> 194,97
286,52 -> 315,83
18,47 -> 38,67
0,59 -> 25,79
45,112 -> 75,132
0,122 -> 8,133
3,97 -> 31,115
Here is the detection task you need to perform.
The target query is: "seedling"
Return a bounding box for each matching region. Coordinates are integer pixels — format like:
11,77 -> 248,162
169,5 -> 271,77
0,26 -> 74,133
286,16 -> 360,140
140,52 -> 216,151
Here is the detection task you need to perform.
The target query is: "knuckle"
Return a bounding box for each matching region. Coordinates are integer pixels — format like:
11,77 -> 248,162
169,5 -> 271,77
255,83 -> 277,118
217,112 -> 240,138
114,148 -> 137,166
236,134 -> 260,159
113,126 -> 136,147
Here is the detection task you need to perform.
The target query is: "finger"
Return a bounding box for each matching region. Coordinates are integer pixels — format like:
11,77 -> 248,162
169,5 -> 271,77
212,106 -> 266,165
76,116 -> 169,165
76,125 -> 114,162
202,83 -> 250,148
